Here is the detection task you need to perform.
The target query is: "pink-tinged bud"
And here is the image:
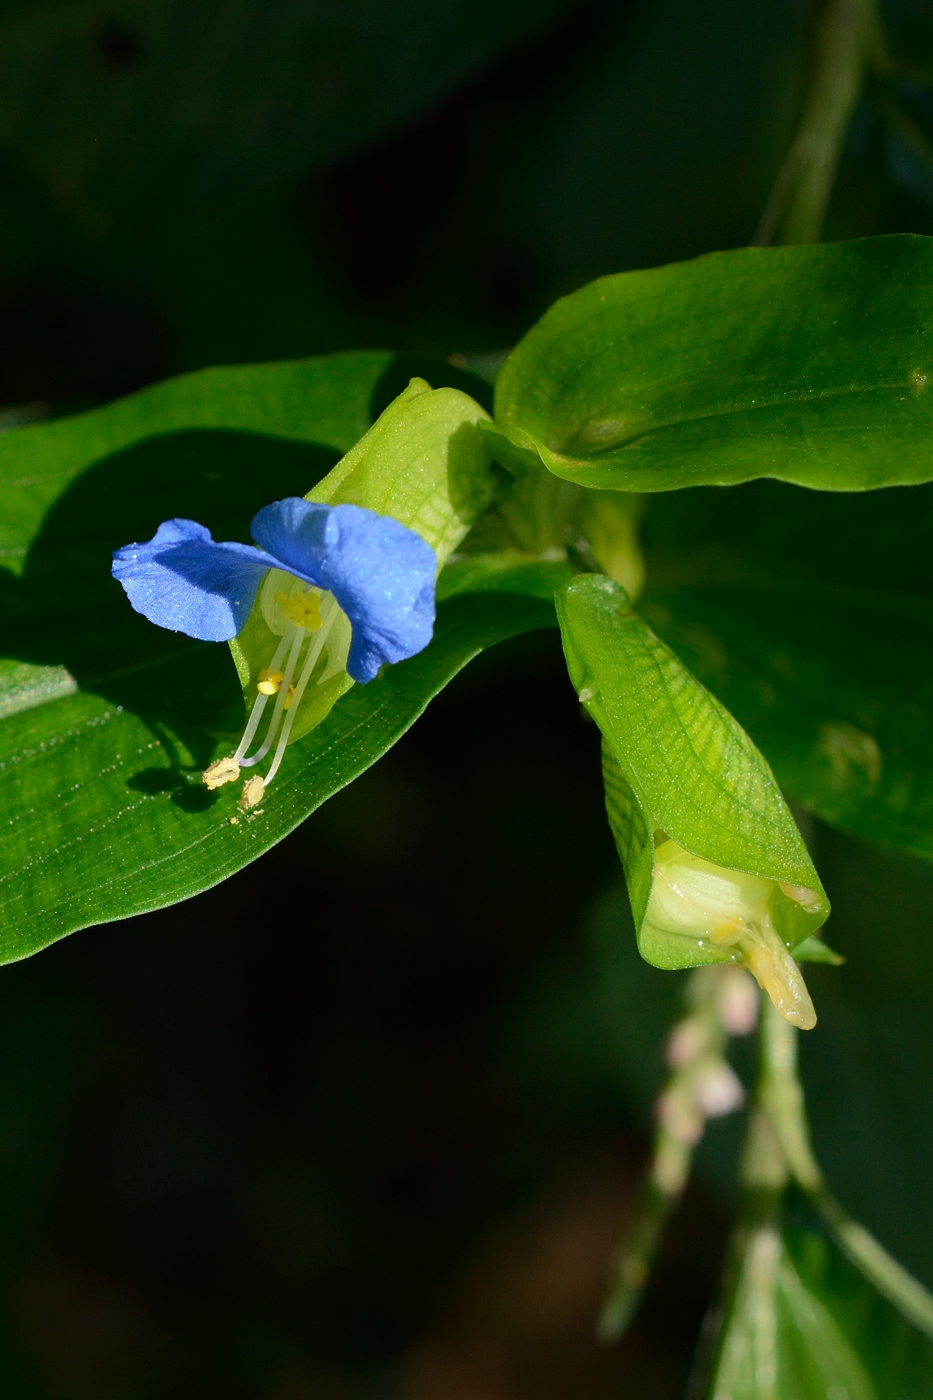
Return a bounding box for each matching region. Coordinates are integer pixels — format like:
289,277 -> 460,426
717,967 -> 759,1036
666,1016 -> 707,1069
693,1060 -> 745,1118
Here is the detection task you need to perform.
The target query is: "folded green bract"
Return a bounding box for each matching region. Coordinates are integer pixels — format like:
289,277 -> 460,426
555,574 -> 829,1027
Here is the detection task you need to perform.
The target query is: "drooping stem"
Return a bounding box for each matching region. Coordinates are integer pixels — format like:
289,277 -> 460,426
758,997 -> 933,1338
755,0 -> 885,245
598,966 -> 756,1343
597,1132 -> 689,1343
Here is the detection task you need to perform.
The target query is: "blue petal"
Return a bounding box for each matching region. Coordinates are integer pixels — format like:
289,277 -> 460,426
112,518 -> 278,642
251,498 -> 436,683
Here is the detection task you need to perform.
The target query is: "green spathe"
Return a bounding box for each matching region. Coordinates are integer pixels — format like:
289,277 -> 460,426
230,378 -> 495,748
494,235 -> 933,493
555,574 -> 828,1025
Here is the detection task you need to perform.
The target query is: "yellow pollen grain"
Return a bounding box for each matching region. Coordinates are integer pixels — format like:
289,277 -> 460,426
203,756 -> 240,789
275,590 -> 322,630
239,775 -> 265,811
257,668 -> 284,695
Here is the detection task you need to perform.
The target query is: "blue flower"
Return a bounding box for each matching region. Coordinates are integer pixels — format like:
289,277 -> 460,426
112,497 -> 437,684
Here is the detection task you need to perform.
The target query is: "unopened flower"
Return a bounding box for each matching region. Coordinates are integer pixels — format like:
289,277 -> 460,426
646,838 -> 817,1029
692,1059 -> 745,1118
716,966 -> 759,1036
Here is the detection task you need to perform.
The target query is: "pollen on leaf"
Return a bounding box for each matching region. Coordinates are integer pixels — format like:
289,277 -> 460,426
203,756 -> 240,789
239,775 -> 265,810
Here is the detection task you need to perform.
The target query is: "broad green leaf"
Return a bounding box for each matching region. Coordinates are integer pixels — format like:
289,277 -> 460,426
493,235 -> 933,493
641,477 -> 933,601
0,350 -> 553,959
0,589 -> 554,965
437,551 -> 573,602
555,576 -> 827,1010
0,351 -> 390,577
633,479 -> 933,860
640,582 -> 933,863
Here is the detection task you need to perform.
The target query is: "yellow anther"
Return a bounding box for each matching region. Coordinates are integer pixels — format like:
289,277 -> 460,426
257,668 -> 284,696
203,756 -> 240,790
283,684 -> 297,710
239,775 -> 265,811
274,589 -> 322,630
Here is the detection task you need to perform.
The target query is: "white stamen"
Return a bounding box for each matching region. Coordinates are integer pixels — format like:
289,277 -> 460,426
239,623 -> 305,769
263,598 -> 340,787
233,627 -> 294,764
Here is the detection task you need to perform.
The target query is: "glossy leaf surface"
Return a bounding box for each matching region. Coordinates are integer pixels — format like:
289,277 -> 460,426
639,478 -> 933,859
641,584 -> 933,862
494,235 -> 933,493
0,589 -> 553,965
0,352 -> 552,961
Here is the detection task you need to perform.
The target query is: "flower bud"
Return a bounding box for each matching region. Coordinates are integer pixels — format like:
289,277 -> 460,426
646,839 -> 816,1030
692,1059 -> 745,1118
717,967 -> 759,1036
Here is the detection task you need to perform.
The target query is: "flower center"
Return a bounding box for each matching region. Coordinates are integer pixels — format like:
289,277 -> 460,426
274,589 -> 322,631
202,580 -> 350,809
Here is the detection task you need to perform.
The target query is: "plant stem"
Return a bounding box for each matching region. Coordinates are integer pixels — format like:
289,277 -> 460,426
598,967 -> 756,1343
597,1176 -> 679,1342
758,997 -> 933,1338
755,0 -> 884,245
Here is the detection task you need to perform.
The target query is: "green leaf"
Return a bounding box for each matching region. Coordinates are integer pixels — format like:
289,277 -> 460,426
640,583 -> 933,863
308,376 -> 493,563
437,550 -> 574,602
0,351 -> 390,577
0,350 -> 551,960
0,590 -> 554,965
633,477 -> 933,859
493,235 -> 933,493
555,575 -> 827,1001
709,1225 -> 933,1400
709,1226 -> 880,1400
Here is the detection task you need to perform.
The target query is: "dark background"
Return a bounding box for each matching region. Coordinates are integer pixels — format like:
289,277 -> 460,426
2,1 -> 933,1395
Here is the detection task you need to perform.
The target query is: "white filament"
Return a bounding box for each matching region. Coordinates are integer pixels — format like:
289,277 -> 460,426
239,623 -> 305,768
263,598 -> 340,788
232,627 -> 295,764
